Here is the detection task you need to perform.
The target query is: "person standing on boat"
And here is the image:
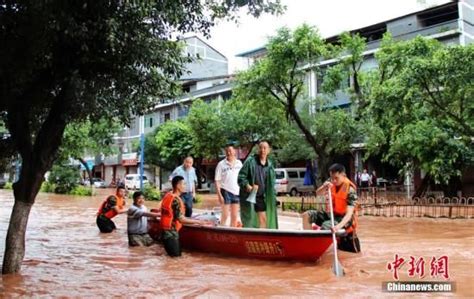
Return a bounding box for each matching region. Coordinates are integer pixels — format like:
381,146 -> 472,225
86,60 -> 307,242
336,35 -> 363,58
215,144 -> 243,227
96,185 -> 128,233
238,140 -> 278,229
302,163 -> 358,234
161,176 -> 208,257
169,156 -> 197,217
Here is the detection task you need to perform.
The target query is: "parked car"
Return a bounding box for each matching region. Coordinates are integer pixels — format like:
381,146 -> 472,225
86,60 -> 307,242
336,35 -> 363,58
124,174 -> 149,190
91,178 -> 106,188
274,168 -> 314,196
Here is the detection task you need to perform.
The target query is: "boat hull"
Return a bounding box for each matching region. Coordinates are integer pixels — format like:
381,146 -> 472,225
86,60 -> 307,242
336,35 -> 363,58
148,218 -> 336,262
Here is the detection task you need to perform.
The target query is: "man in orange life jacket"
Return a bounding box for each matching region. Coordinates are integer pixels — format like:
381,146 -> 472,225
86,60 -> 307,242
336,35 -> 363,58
302,163 -> 358,234
96,185 -> 128,233
161,175 -> 208,257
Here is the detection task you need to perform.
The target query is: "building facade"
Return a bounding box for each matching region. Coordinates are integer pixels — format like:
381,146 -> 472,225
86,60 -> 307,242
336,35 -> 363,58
236,0 -> 473,190
89,36 -> 231,187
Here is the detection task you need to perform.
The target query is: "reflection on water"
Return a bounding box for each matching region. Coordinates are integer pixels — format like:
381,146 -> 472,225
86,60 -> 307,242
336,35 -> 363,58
0,189 -> 473,297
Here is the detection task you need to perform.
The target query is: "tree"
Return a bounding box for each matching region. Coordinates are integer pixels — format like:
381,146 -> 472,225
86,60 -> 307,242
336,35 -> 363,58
367,37 -> 473,195
48,162 -> 81,194
154,120 -> 195,168
186,98 -> 289,160
0,0 -> 283,274
234,24 -> 359,182
60,118 -> 122,184
325,34 -> 474,196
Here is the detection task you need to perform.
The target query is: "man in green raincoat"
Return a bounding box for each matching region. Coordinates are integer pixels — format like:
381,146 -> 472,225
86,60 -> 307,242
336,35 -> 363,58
238,141 -> 278,229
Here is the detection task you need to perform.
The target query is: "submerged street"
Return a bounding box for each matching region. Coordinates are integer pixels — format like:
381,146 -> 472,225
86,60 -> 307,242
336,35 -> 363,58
0,189 -> 472,297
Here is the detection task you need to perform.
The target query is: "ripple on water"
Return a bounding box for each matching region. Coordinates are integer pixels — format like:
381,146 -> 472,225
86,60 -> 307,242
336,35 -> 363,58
0,190 -> 473,297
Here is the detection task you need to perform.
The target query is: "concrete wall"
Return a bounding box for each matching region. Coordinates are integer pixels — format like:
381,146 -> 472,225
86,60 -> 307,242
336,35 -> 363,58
181,37 -> 228,80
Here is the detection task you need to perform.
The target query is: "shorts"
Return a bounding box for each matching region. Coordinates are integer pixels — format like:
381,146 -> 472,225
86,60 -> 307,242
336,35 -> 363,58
306,210 -> 349,230
128,233 -> 155,247
220,189 -> 239,204
96,215 -> 116,233
255,195 -> 266,212
162,236 -> 181,257
361,181 -> 369,188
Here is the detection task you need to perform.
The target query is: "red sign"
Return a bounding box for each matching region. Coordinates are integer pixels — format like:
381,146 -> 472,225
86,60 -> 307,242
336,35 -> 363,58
122,153 -> 137,166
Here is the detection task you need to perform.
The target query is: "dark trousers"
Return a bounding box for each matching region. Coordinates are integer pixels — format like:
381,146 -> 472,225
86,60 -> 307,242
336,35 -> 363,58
181,192 -> 193,217
96,215 -> 116,233
163,237 -> 181,257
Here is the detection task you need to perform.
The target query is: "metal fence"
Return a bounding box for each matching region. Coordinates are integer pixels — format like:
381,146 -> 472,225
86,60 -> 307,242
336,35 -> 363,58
279,190 -> 474,219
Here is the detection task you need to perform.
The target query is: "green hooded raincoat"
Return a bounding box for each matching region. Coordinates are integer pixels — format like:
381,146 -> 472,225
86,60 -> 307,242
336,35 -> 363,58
238,155 -> 278,229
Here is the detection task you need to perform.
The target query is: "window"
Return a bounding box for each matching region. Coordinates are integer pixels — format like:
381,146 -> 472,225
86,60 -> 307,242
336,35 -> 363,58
288,171 -> 298,179
418,6 -> 458,27
316,69 -> 326,94
358,24 -> 387,42
275,171 -> 285,180
164,113 -> 170,122
148,117 -> 153,128
178,105 -> 190,118
299,171 -> 306,178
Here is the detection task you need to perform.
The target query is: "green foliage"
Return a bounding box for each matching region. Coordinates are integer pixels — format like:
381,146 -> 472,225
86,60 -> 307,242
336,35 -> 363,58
143,185 -> 161,201
154,120 -> 194,168
69,185 -> 94,196
4,182 -> 13,190
187,100 -> 228,158
60,118 -> 121,161
0,0 -> 283,188
48,163 -> 81,194
234,24 -> 359,180
187,98 -> 289,159
275,125 -> 315,164
40,181 -> 56,193
327,33 -> 474,184
368,38 -> 473,183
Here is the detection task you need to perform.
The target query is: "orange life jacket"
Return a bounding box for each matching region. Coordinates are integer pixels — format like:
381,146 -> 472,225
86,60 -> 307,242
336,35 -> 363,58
160,192 -> 185,231
329,177 -> 358,233
97,195 -> 125,219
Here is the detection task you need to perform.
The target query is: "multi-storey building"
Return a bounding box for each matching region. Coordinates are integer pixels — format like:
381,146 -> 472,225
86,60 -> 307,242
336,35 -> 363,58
89,36 -> 231,187
236,0 -> 473,189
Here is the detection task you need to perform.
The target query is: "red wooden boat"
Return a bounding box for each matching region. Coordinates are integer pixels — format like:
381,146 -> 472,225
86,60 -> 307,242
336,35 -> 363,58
148,216 -> 343,262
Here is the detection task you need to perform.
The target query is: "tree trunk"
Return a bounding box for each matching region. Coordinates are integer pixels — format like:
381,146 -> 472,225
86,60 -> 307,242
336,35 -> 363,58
413,174 -> 431,199
194,157 -> 203,190
2,200 -> 33,274
316,156 -> 330,185
2,159 -> 45,274
440,176 -> 461,198
77,157 -> 93,185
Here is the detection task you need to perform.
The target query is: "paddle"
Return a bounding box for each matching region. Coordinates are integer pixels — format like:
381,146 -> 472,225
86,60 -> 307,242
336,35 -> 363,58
327,187 -> 345,277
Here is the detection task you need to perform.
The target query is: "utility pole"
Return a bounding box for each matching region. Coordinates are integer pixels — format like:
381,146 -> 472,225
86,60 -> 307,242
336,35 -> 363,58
139,115 -> 145,191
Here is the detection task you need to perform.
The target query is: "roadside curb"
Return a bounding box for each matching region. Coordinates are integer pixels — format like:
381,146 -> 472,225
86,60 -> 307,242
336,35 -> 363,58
278,210 -> 301,218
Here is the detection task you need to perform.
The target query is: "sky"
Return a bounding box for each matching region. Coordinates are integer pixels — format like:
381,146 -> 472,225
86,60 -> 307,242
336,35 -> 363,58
199,0 -> 450,72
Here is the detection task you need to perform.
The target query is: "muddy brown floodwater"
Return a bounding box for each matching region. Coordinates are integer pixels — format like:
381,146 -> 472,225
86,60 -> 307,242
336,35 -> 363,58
0,189 -> 473,298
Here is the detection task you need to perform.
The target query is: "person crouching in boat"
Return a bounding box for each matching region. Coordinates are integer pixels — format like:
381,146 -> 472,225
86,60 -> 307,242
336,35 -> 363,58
302,163 -> 361,252
238,140 -> 278,229
127,191 -> 160,247
160,175 -> 208,257
96,185 -> 128,233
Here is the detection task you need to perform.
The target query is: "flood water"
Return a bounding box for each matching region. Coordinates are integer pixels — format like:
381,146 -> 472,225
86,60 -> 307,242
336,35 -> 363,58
0,189 -> 473,298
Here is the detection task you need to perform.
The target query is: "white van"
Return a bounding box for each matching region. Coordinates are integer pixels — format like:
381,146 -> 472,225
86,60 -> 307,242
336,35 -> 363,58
275,168 -> 314,196
124,174 -> 149,190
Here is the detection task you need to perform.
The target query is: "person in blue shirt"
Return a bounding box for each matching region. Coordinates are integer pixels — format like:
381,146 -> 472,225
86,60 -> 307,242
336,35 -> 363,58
169,156 -> 197,217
